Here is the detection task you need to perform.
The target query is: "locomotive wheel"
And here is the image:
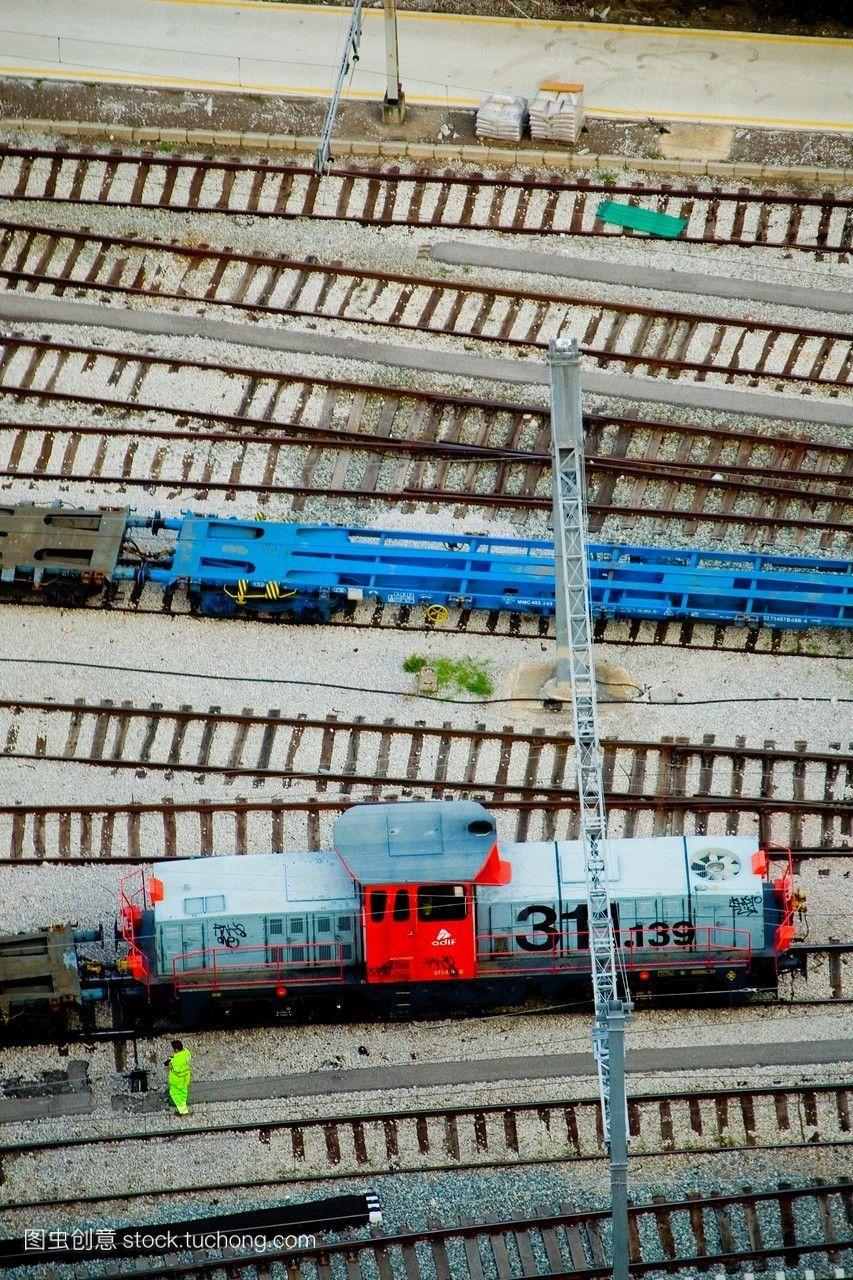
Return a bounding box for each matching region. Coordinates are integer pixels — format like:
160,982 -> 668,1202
44,581 -> 88,608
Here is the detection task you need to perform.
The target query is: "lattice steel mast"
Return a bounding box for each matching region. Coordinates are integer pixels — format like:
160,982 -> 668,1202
548,336 -> 631,1280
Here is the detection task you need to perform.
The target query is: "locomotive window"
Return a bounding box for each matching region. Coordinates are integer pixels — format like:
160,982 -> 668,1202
290,916 -> 305,934
268,918 -> 283,935
184,895 -> 226,915
418,884 -> 467,922
369,890 -> 387,923
316,916 -> 331,932
337,915 -> 351,931
392,889 -> 410,922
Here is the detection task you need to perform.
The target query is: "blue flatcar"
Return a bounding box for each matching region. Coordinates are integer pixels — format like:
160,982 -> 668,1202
1,503 -> 849,629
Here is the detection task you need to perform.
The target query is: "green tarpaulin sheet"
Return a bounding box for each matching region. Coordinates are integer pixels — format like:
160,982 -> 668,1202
596,200 -> 687,238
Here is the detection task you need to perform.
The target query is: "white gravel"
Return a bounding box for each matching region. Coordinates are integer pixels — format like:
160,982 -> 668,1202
0,147 -> 849,1247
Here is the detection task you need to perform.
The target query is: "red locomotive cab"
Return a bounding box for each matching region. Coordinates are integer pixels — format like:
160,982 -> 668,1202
365,881 -> 475,982
333,800 -> 510,987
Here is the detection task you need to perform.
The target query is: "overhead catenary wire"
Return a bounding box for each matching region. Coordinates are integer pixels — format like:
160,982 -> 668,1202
0,657 -> 848,709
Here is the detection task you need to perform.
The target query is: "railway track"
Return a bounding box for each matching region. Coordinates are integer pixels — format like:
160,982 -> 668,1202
1,334 -> 850,550
3,415 -> 850,548
1,145 -> 851,253
12,585 -> 848,658
7,1183 -> 852,1279
1,220 -> 850,395
1,701 -> 850,848
3,1083 -> 851,1209
2,797 -> 849,865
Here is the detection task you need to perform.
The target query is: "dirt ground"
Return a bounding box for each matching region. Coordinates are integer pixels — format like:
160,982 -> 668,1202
251,0 -> 850,37
4,79 -> 853,173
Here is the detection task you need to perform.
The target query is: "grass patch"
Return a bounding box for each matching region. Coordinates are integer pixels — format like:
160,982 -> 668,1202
404,654 -> 494,698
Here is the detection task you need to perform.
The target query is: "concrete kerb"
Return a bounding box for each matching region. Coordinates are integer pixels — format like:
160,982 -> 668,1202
3,118 -> 853,186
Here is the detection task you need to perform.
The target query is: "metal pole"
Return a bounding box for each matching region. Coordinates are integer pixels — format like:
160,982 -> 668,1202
314,0 -> 363,174
382,0 -> 405,123
548,338 -> 583,692
548,337 -> 631,1280
607,998 -> 630,1280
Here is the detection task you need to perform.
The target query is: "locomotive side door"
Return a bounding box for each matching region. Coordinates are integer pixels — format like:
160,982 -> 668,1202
412,883 -> 475,981
363,882 -> 475,982
364,884 -> 415,982
180,922 -> 205,970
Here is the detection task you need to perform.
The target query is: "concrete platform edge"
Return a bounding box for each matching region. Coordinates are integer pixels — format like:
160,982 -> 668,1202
3,118 -> 851,186
2,292 -> 850,428
0,1090 -> 94,1123
112,1038 -> 853,1114
430,241 -> 852,316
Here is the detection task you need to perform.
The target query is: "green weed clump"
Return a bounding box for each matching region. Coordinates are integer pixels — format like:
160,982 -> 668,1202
404,654 -> 494,698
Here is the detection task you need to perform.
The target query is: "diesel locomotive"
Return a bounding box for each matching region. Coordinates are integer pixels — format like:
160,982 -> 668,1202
97,799 -> 799,1025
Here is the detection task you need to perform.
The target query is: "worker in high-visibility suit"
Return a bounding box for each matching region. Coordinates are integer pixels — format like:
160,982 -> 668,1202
165,1039 -> 192,1115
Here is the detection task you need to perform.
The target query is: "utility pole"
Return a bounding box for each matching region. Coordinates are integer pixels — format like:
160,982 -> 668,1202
382,0 -> 405,123
548,336 -> 631,1280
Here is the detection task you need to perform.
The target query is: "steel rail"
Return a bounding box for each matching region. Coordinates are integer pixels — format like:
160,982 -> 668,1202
4,416 -> 850,488
3,1080 -> 847,1156
6,1140 -> 852,1212
5,438 -> 848,535
3,262 -> 846,389
0,808 -> 840,837
4,331 -> 851,462
9,467 -> 845,536
1,216 -> 843,338
1,220 -> 849,390
1,144 -> 850,251
3,698 -> 845,764
3,332 -> 849,477
6,747 -> 844,807
48,1180 -> 853,1280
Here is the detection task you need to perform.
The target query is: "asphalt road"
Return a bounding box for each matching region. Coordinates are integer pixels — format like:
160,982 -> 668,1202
1,0 -> 851,129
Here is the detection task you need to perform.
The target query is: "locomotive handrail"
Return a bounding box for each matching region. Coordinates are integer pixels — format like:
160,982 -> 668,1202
476,925 -> 753,977
765,843 -> 798,954
118,868 -> 150,991
171,941 -> 346,994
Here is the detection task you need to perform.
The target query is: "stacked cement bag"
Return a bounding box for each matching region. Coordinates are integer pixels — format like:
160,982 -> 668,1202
475,94 -> 529,143
529,84 -> 585,144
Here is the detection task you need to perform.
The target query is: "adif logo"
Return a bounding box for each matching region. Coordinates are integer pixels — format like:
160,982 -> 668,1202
431,928 -> 455,947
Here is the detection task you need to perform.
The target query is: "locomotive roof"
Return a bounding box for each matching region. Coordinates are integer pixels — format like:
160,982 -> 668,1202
151,851 -> 358,923
333,801 -> 498,886
485,835 -> 762,903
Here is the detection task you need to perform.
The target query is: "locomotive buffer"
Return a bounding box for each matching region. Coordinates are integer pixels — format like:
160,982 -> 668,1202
548,337 -> 632,1280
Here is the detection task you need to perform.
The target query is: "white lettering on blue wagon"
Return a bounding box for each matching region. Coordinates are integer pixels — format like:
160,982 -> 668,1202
387,591 -> 417,604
